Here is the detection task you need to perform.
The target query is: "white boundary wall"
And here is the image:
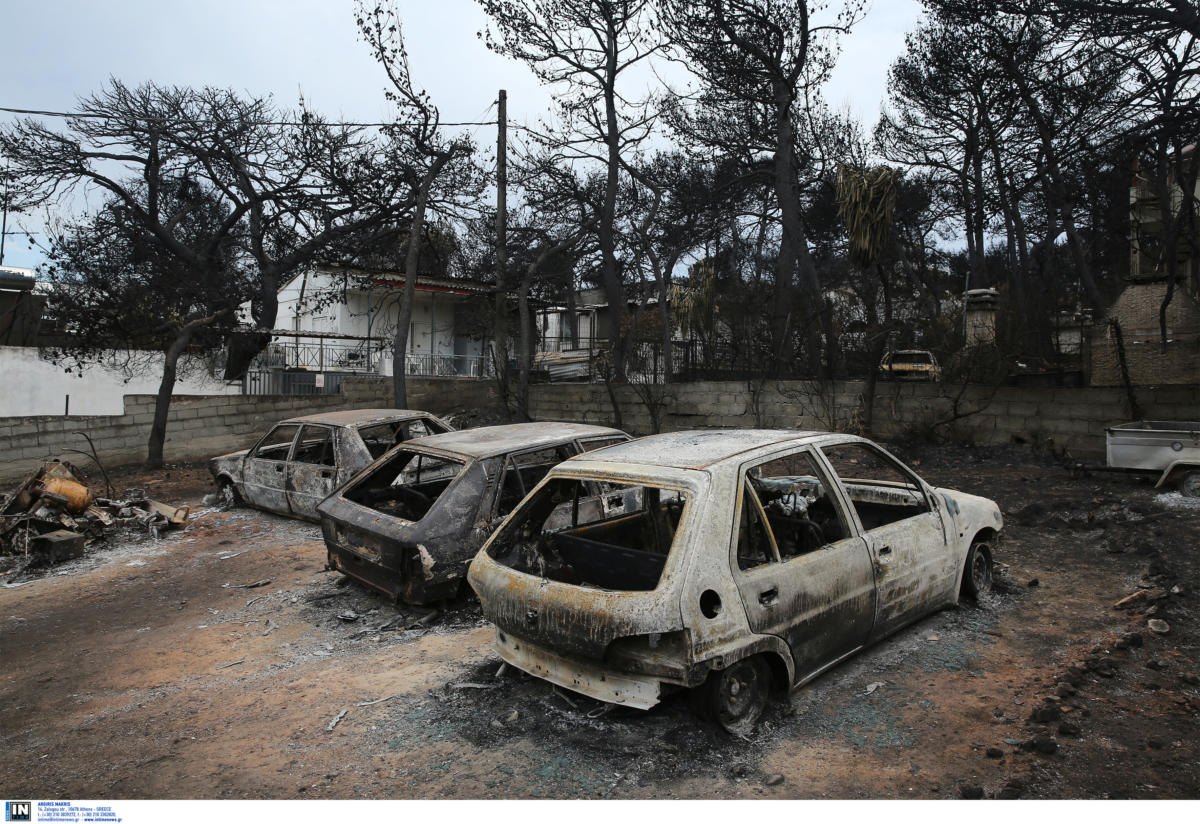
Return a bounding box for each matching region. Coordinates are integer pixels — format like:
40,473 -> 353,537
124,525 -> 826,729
1,346 -> 240,417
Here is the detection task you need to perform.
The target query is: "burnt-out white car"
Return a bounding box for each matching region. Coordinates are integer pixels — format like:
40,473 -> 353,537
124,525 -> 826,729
318,422 -> 629,605
468,430 -> 1002,734
208,409 -> 452,522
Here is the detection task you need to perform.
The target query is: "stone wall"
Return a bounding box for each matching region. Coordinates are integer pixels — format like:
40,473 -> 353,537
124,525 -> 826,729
529,379 -> 1200,459
0,377 -> 498,483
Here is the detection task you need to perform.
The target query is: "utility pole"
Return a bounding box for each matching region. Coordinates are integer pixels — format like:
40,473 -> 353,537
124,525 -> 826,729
493,89 -> 509,402
0,161 -> 10,265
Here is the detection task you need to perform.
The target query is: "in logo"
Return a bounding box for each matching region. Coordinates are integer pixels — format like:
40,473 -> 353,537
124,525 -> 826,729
5,802 -> 31,822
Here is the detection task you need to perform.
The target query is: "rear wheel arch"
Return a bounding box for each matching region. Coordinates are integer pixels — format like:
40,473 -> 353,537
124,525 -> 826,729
705,635 -> 795,690
760,650 -> 792,693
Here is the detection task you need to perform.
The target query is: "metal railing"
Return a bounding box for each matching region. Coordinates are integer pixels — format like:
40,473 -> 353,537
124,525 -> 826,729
236,333 -> 493,395
405,353 -> 492,378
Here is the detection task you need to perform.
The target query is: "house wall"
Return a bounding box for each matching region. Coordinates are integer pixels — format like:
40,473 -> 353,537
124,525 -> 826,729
274,270 -> 483,374
1090,281 -> 1200,386
0,346 -> 240,417
0,376 -> 499,483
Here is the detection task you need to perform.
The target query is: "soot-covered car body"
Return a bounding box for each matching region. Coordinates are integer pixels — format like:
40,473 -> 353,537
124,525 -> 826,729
468,429 -> 1002,733
318,422 -> 629,605
208,409 -> 452,522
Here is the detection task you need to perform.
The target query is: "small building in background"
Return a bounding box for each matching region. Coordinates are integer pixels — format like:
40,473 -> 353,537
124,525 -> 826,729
964,288 -> 999,347
1090,149 -> 1200,386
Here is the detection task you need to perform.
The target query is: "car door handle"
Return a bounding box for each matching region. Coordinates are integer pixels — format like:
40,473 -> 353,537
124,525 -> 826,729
878,545 -> 892,557
274,465 -> 284,473
759,587 -> 779,606
320,469 -> 333,479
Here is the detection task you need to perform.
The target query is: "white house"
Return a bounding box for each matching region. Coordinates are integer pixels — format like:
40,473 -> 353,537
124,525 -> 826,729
258,264 -> 492,379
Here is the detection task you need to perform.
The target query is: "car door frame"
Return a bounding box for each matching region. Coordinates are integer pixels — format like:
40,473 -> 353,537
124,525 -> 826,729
814,439 -> 955,641
241,424 -> 301,515
729,445 -> 878,686
286,423 -> 340,520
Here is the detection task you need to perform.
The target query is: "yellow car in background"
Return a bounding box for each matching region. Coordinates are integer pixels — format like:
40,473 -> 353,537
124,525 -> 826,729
879,349 -> 941,381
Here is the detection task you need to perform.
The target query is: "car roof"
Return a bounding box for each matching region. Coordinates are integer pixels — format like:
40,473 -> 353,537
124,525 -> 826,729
407,422 -> 626,459
566,429 -> 841,470
281,409 -> 439,428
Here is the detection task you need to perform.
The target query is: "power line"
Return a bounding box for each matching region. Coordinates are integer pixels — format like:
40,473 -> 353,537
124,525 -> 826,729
0,105 -> 498,129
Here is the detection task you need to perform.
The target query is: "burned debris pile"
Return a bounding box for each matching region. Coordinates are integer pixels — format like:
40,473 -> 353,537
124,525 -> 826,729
1,460 -> 189,574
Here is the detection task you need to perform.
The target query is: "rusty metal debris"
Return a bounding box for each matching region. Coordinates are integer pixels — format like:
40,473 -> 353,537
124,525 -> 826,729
1,459 -> 190,574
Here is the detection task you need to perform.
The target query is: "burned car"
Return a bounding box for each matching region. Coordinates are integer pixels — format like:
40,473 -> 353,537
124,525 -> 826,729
879,349 -> 941,381
318,422 -> 629,605
468,430 -> 1002,733
209,409 -> 452,522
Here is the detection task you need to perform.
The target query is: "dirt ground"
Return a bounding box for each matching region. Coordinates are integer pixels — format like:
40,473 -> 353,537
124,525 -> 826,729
1,446 -> 1198,800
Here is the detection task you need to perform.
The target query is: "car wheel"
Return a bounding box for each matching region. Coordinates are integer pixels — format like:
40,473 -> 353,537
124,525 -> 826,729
218,477 -> 242,509
1180,470 -> 1200,499
703,655 -> 770,736
961,539 -> 993,599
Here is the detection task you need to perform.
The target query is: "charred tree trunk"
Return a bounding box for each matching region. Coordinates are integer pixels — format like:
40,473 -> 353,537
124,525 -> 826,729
146,310 -> 229,468
599,19 -> 627,384
393,156 -> 449,408
516,266 -> 533,421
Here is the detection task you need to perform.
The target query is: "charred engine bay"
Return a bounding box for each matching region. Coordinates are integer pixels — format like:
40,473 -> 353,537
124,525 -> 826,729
1,447 -> 1198,799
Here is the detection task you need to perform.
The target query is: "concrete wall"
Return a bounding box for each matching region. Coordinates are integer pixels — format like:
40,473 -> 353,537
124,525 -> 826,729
0,376 -> 499,484
0,346 -> 241,417
4,372 -> 1192,486
529,379 -> 1200,460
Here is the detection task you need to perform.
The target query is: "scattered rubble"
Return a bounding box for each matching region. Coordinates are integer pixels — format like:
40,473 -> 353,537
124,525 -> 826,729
0,460 -> 189,577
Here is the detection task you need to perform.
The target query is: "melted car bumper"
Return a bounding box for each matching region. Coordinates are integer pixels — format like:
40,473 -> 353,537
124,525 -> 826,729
494,628 -> 665,710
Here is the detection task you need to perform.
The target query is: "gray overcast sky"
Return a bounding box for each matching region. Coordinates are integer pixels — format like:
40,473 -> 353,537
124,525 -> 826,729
0,0 -> 924,270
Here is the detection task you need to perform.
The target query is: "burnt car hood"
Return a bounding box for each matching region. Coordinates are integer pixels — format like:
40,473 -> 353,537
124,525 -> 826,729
209,450 -> 249,476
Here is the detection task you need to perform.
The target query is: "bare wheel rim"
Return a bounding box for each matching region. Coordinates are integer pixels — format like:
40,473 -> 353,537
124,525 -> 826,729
715,658 -> 767,732
1182,472 -> 1200,498
970,543 -> 993,593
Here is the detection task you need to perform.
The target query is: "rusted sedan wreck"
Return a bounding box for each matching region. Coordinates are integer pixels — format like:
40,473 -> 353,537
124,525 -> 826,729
319,422 -> 628,604
209,409 -> 452,521
469,430 -> 1003,733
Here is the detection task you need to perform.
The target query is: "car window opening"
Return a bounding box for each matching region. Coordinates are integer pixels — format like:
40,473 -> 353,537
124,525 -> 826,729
489,478 -> 688,592
495,446 -> 576,516
821,443 -> 929,530
741,452 -> 849,566
890,352 -> 933,365
345,449 -> 467,521
358,418 -> 448,460
251,425 -> 299,461
292,426 -> 334,467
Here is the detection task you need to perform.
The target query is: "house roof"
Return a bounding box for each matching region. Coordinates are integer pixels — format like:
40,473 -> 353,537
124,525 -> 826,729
314,263 -> 492,296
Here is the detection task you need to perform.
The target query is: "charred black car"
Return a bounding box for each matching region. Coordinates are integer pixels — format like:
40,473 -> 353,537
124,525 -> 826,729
317,422 -> 628,604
